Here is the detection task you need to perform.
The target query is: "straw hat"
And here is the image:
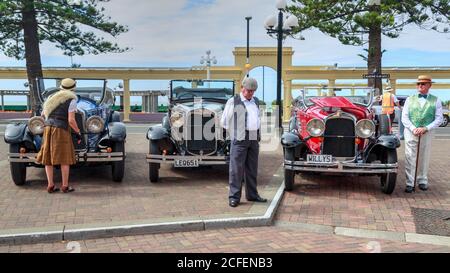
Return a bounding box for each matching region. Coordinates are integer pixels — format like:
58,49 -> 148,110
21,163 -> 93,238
60,78 -> 77,91
416,75 -> 434,84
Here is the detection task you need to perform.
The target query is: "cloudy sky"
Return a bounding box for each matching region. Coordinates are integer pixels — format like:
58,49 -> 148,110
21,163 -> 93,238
1,0 -> 450,103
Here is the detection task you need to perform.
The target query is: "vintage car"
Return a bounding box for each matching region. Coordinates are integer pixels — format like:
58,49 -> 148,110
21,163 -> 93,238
441,109 -> 449,127
146,80 -> 234,182
4,78 -> 126,185
282,87 -> 400,194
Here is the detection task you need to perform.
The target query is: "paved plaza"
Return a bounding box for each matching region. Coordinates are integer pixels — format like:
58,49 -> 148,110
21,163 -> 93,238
0,123 -> 449,252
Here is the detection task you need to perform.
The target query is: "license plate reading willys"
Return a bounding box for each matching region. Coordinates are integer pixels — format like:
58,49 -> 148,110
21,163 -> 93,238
307,154 -> 333,163
174,159 -> 199,167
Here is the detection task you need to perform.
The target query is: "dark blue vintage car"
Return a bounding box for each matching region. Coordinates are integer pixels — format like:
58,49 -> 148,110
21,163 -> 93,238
4,78 -> 126,185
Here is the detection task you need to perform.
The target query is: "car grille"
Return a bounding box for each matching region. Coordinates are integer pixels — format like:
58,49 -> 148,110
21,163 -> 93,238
186,113 -> 216,155
323,118 -> 355,158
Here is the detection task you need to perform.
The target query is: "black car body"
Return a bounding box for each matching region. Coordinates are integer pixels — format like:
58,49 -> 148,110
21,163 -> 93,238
4,78 -> 126,185
146,80 -> 234,182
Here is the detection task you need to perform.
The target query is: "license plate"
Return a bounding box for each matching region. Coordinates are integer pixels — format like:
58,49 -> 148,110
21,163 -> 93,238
174,159 -> 199,168
307,154 -> 333,163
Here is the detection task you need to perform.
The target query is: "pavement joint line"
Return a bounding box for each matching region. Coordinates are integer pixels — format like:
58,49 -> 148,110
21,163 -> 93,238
0,166 -> 286,246
275,221 -> 450,247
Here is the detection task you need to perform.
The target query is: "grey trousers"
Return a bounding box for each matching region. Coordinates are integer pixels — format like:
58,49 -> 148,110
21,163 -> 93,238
229,139 -> 260,201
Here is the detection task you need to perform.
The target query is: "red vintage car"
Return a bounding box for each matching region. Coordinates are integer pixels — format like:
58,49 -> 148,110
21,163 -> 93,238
281,87 -> 400,194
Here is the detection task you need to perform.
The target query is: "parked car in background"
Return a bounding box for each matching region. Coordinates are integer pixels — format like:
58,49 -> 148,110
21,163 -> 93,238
4,78 -> 126,185
442,109 -> 449,127
282,87 -> 400,194
371,95 -> 408,124
146,80 -> 234,182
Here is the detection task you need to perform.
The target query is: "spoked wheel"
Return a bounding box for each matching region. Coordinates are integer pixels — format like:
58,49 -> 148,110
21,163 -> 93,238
111,141 -> 125,182
380,149 -> 397,194
149,140 -> 160,183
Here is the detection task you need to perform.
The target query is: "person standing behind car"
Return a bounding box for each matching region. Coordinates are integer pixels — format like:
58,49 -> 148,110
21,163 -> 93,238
221,77 -> 267,208
401,75 -> 443,193
37,78 -> 82,193
381,85 -> 400,123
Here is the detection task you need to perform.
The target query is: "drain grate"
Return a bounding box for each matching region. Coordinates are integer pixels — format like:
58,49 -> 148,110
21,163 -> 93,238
411,207 -> 450,237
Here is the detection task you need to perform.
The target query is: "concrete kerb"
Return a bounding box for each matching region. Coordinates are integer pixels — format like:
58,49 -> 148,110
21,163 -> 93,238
0,166 -> 286,246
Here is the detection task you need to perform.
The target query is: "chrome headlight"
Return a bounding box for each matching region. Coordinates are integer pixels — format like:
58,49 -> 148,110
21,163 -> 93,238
356,119 -> 375,138
170,111 -> 185,127
28,116 -> 45,135
86,116 -> 105,134
306,118 -> 325,137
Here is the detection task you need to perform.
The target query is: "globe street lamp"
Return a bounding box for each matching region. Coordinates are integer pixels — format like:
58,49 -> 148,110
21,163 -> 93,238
264,0 -> 299,131
200,50 -> 217,81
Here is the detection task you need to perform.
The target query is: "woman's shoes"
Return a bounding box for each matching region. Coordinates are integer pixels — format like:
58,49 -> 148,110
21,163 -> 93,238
47,185 -> 60,193
61,186 -> 75,193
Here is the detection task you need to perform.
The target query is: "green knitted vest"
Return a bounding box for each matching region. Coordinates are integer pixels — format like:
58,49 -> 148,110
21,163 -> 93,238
408,94 -> 437,128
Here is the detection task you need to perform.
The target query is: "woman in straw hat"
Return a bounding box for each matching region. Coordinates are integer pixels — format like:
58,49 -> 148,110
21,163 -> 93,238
36,78 -> 82,193
401,75 -> 443,193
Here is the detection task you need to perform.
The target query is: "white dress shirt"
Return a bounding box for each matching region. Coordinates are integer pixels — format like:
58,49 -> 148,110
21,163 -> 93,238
401,94 -> 443,131
221,93 -> 260,131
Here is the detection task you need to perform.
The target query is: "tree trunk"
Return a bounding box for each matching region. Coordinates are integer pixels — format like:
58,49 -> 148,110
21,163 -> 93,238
367,5 -> 382,96
22,0 -> 43,115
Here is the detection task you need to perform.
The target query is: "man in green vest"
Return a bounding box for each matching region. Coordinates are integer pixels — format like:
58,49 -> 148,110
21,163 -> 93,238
401,75 -> 443,193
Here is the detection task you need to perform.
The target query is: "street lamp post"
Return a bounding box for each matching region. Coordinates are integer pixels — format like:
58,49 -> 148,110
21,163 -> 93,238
245,16 -> 252,77
200,50 -> 217,81
264,0 -> 299,131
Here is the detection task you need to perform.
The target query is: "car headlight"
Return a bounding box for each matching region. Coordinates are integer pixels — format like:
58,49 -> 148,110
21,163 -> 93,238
28,116 -> 45,135
86,116 -> 105,134
170,111 -> 185,127
356,119 -> 375,138
306,118 -> 325,137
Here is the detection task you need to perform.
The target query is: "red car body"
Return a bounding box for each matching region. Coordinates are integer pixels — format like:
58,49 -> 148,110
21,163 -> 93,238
281,88 -> 400,194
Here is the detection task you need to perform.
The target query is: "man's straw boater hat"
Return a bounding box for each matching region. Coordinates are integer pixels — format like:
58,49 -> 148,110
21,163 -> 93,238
60,78 -> 77,91
416,75 -> 434,84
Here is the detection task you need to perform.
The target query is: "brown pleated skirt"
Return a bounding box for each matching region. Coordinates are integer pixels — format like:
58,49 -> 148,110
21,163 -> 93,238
36,126 -> 76,166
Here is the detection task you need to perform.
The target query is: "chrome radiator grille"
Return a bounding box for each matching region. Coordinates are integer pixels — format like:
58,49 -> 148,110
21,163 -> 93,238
186,113 -> 216,155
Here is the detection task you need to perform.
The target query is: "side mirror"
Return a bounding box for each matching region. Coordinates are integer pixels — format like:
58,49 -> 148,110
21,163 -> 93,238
118,82 -> 124,89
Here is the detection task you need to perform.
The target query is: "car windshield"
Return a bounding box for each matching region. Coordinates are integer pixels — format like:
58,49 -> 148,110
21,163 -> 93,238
37,78 -> 107,104
171,80 -> 234,101
303,87 -> 374,107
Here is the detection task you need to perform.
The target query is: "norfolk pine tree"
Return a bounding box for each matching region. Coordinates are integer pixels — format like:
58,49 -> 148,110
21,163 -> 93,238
287,0 -> 450,94
0,0 -> 129,114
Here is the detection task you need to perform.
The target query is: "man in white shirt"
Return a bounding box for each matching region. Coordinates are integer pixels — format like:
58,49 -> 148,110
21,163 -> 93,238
221,77 -> 266,207
401,75 -> 443,193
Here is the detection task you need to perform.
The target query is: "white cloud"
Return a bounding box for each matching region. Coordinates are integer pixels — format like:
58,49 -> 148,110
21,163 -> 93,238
1,0 -> 450,67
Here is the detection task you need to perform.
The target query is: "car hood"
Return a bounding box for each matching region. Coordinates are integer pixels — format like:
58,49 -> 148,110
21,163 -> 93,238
310,96 -> 362,109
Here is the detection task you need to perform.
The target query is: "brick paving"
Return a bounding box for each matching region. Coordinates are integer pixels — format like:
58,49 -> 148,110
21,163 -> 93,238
1,226 -> 448,253
0,134 -> 282,230
276,140 -> 450,233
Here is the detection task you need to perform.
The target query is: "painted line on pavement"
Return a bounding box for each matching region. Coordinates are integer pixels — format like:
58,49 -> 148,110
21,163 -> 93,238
275,220 -> 450,247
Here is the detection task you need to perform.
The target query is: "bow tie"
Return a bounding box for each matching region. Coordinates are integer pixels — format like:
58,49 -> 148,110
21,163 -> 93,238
418,94 -> 428,99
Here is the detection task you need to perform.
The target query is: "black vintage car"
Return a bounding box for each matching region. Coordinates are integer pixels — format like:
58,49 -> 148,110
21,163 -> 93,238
146,80 -> 234,182
4,78 -> 126,185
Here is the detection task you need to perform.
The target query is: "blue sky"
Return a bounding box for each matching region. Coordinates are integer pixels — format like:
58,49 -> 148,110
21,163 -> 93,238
1,0 -> 450,105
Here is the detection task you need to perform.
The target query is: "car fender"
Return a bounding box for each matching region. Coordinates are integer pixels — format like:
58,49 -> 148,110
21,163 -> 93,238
4,123 -> 27,144
147,125 -> 169,141
108,122 -> 127,142
111,111 -> 121,122
365,135 -> 400,162
281,132 -> 302,149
